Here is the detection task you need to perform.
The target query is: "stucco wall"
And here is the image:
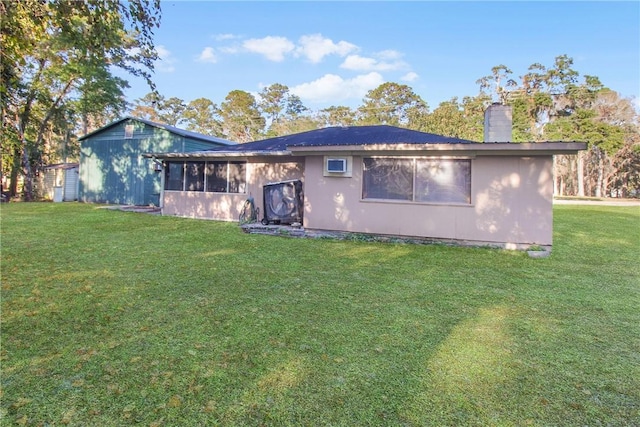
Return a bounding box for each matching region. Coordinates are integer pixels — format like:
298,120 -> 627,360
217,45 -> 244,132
303,155 -> 554,246
162,158 -> 304,221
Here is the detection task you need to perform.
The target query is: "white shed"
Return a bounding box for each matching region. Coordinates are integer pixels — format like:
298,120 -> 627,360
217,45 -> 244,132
40,163 -> 79,202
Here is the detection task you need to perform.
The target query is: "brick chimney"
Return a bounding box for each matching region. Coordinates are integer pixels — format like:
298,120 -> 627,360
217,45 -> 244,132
483,104 -> 512,143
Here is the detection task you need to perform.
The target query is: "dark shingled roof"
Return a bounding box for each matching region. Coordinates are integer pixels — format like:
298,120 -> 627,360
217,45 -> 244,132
204,125 -> 477,153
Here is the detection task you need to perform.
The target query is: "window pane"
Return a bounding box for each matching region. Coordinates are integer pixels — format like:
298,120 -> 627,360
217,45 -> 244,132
124,124 -> 134,139
362,158 -> 413,201
228,162 -> 246,193
206,162 -> 228,192
415,159 -> 471,204
165,162 -> 184,191
185,161 -> 205,192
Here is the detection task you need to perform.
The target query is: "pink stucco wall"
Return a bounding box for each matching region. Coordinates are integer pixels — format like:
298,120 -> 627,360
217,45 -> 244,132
161,154 -> 555,247
303,155 -> 554,247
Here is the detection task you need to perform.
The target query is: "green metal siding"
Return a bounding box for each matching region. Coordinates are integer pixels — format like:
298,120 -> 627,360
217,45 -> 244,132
79,119 -> 226,205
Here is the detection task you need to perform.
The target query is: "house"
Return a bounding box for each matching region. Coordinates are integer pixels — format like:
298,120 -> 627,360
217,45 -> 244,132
38,163 -> 79,202
147,106 -> 586,249
78,117 -> 235,206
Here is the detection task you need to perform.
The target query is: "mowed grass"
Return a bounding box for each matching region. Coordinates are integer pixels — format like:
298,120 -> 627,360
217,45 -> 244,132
1,203 -> 638,426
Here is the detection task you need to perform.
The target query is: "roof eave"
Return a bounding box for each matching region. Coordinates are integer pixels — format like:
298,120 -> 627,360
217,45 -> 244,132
143,150 -> 293,159
287,142 -> 587,156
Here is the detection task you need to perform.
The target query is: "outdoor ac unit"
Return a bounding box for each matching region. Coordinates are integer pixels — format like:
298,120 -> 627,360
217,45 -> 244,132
326,158 -> 347,173
262,179 -> 303,225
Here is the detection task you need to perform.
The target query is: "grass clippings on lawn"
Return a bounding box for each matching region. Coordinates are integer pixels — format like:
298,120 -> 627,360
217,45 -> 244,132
1,203 -> 638,426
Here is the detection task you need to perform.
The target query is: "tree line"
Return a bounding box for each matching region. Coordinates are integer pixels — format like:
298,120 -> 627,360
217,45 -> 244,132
2,1 -> 638,201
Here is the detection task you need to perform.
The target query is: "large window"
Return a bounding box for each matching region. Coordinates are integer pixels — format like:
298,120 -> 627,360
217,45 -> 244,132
362,158 -> 413,201
363,157 -> 471,204
165,160 -> 246,194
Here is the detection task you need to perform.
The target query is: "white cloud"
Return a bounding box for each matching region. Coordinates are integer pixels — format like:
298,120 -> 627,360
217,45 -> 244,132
155,45 -> 176,72
219,46 -> 240,55
243,36 -> 295,62
401,71 -> 419,82
296,34 -> 358,63
340,52 -> 408,72
197,47 -> 217,63
291,72 -> 385,105
341,55 -> 378,71
376,49 -> 403,60
214,33 -> 239,41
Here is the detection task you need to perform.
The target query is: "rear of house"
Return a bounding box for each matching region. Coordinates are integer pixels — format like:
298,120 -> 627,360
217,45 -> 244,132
149,107 -> 585,248
78,117 -> 235,206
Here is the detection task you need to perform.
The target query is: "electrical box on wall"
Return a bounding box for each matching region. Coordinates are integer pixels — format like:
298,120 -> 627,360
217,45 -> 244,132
323,156 -> 352,177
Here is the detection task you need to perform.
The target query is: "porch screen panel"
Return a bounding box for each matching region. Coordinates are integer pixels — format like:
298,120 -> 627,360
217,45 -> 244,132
185,161 -> 205,192
415,159 -> 471,204
206,162 -> 228,193
228,162 -> 246,193
165,162 -> 184,191
362,158 -> 413,201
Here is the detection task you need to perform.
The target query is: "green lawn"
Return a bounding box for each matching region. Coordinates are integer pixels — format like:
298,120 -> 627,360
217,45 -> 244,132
1,203 -> 638,426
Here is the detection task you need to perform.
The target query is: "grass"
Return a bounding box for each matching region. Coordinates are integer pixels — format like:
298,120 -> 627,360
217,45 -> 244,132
1,202 -> 638,426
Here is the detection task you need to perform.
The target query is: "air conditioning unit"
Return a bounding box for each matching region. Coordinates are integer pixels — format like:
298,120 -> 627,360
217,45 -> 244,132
262,179 -> 303,225
326,158 -> 347,173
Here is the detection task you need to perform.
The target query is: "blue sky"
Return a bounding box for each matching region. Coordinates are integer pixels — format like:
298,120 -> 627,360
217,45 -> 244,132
124,1 -> 640,111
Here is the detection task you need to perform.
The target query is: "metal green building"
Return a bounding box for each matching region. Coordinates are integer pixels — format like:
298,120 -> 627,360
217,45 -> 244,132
78,117 -> 235,206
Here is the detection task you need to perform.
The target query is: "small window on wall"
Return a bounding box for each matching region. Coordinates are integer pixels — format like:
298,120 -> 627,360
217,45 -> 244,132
165,162 -> 184,191
124,124 -> 134,139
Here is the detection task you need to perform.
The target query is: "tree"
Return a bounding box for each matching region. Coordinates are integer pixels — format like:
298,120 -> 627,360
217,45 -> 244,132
220,90 -> 265,142
258,83 -> 289,125
183,97 -> 223,136
357,82 -> 429,127
418,99 -> 464,136
476,65 -> 518,105
610,136 -> 640,198
130,92 -> 164,122
129,93 -> 186,126
1,0 -> 161,200
258,83 -> 309,137
158,97 -> 186,127
319,106 -> 357,127
268,116 -> 320,137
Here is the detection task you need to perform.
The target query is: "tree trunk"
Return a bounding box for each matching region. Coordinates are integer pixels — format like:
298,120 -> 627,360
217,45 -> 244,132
9,145 -> 21,197
21,141 -> 33,201
595,154 -> 604,198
